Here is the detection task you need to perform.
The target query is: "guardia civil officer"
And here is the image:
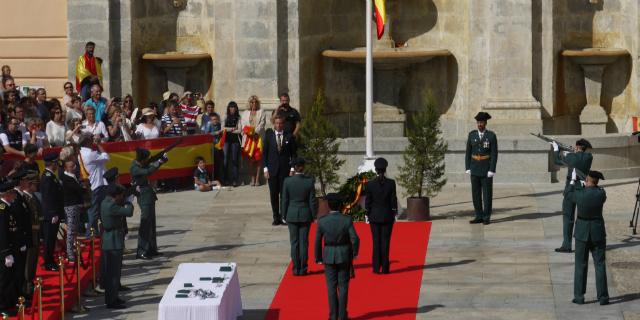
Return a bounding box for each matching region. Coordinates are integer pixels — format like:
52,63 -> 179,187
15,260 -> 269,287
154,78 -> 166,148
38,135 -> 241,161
131,148 -> 168,260
572,170 -> 609,305
0,181 -> 19,316
364,157 -> 397,274
551,139 -> 593,253
281,157 -> 317,276
100,183 -> 134,309
465,112 -> 498,225
9,170 -> 33,300
315,193 -> 359,320
40,153 -> 64,271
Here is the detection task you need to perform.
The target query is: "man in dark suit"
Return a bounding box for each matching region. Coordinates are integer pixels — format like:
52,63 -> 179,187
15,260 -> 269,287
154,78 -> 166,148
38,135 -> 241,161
40,153 -> 64,271
552,139 -> 593,253
100,184 -> 134,309
281,157 -> 317,275
9,170 -> 33,300
465,112 -> 498,225
263,115 -> 297,225
364,157 -> 398,274
572,170 -> 609,305
315,193 -> 359,320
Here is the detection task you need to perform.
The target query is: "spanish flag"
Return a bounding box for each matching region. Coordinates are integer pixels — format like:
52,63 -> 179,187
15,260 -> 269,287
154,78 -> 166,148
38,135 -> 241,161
633,116 -> 640,133
374,0 -> 387,40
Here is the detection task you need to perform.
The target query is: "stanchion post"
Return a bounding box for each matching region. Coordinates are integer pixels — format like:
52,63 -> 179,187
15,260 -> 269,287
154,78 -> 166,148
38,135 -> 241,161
71,240 -> 88,313
35,277 -> 43,320
17,296 -> 25,320
90,227 -> 96,290
58,255 -> 65,320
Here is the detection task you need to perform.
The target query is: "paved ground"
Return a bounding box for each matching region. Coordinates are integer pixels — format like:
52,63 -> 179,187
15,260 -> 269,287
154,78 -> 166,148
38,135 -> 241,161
70,178 -> 640,320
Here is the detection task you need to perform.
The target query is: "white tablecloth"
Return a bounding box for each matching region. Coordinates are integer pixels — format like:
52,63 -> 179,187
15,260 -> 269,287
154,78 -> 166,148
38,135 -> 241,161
158,263 -> 243,320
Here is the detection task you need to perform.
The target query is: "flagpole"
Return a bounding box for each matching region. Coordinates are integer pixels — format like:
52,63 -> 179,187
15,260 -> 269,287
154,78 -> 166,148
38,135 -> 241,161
365,0 -> 374,159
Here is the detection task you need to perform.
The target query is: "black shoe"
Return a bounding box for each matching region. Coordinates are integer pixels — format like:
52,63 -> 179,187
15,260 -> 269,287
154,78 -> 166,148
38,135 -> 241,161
106,303 -> 127,309
281,220 -> 287,226
572,298 -> 584,305
599,299 -> 609,306
469,218 -> 483,224
136,253 -> 152,260
555,247 -> 572,253
272,221 -> 280,226
483,220 -> 491,225
119,286 -> 132,292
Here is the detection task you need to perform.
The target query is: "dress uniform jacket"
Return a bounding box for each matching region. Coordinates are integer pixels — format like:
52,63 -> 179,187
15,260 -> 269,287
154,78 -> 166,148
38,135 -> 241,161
101,196 -> 134,251
574,184 -> 606,244
0,200 -> 19,310
555,151 -> 593,194
130,161 -> 160,206
465,130 -> 498,176
315,211 -> 360,265
282,174 -> 317,222
364,178 -> 398,223
11,191 -> 33,249
40,169 -> 64,221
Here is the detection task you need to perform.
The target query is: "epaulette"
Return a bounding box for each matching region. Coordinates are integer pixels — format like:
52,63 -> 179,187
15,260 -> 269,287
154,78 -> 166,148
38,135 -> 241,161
0,203 -> 6,210
44,171 -> 52,177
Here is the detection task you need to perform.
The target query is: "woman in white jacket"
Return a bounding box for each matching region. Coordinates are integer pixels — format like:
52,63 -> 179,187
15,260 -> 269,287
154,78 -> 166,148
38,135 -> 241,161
241,95 -> 267,186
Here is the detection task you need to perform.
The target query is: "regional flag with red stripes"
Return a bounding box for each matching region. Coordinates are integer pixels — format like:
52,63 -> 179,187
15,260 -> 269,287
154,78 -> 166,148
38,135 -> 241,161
3,135 -> 214,184
374,0 -> 387,40
633,116 -> 640,133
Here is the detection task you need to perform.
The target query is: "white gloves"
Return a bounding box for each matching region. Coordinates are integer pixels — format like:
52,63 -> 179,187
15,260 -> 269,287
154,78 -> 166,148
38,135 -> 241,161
465,170 -> 471,174
5,255 -> 14,267
365,215 -> 370,224
487,171 -> 495,178
20,246 -> 26,252
571,169 -> 577,181
550,141 -> 559,152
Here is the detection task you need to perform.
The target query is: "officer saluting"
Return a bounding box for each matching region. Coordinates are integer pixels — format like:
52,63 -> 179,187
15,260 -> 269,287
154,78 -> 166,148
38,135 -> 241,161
0,180 -> 19,316
572,170 -> 609,305
364,157 -> 397,274
131,148 -> 168,260
552,139 -> 593,253
465,112 -> 498,225
315,193 -> 359,320
40,153 -> 64,271
281,157 -> 317,276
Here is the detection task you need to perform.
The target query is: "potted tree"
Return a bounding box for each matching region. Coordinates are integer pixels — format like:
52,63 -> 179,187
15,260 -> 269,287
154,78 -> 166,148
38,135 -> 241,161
397,93 -> 447,221
298,90 -> 345,218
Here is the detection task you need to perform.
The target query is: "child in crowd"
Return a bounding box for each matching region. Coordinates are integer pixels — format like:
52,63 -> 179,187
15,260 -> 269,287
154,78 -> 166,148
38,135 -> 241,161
193,156 -> 220,192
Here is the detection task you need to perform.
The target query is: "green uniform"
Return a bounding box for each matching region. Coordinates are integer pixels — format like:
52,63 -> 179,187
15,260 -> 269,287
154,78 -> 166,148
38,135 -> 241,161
130,160 -> 160,256
554,151 -> 592,250
465,130 -> 498,222
315,211 -> 360,320
281,174 -> 317,275
573,183 -> 609,304
100,195 -> 134,306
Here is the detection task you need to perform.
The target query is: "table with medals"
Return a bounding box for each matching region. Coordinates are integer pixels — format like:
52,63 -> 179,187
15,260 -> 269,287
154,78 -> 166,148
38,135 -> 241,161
158,263 -> 243,320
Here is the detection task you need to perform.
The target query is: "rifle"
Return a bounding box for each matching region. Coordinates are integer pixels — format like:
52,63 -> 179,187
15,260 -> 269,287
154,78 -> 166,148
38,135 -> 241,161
530,133 -> 575,152
148,138 -> 184,163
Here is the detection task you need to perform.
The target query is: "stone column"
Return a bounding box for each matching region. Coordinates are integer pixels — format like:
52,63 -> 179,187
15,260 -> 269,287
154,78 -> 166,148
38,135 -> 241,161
483,0 -> 542,134
67,0 -> 112,97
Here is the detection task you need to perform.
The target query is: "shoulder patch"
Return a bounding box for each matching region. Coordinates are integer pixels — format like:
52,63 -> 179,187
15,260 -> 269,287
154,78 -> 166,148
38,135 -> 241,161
44,171 -> 52,177
0,203 -> 6,210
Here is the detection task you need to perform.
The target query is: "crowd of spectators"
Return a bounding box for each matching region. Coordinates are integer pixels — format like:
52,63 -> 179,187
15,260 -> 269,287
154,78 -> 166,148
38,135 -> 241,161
0,61 -> 302,188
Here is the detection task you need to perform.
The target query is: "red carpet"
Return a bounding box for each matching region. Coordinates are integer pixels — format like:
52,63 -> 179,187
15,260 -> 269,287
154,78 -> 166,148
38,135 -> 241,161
10,239 -> 100,320
267,222 -> 432,320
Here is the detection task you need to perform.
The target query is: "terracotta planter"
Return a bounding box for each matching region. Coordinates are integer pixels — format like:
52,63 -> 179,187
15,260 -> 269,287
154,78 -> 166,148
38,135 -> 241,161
406,197 -> 430,221
316,197 -> 331,219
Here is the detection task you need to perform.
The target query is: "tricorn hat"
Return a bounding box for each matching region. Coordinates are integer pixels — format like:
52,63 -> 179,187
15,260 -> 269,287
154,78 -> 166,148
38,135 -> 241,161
474,112 -> 492,122
324,192 -> 345,203
0,180 -> 16,193
136,148 -> 151,161
43,153 -> 59,163
588,170 -> 605,180
103,167 -> 119,182
374,157 -> 388,170
575,138 -> 592,150
291,157 -> 306,167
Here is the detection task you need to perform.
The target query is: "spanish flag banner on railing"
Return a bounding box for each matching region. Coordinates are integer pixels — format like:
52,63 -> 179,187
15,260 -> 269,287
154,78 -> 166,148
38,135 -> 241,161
374,0 -> 387,40
4,135 -> 214,184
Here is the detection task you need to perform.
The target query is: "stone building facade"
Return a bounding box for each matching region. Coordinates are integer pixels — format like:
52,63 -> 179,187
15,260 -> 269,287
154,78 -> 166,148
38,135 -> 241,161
3,0 -> 639,183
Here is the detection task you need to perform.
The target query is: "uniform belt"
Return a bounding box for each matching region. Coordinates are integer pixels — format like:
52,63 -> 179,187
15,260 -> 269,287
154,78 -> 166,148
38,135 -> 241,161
471,154 -> 490,161
325,243 -> 349,247
577,216 -> 603,221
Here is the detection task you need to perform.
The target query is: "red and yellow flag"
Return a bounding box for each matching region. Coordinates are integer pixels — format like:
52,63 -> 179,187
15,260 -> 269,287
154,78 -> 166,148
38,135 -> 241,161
4,135 -> 214,184
633,116 -> 640,132
374,0 -> 387,40
75,54 -> 103,89
241,126 -> 263,162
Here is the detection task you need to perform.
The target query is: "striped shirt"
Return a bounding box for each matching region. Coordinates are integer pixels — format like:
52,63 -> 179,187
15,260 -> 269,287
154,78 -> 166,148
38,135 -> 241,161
161,114 -> 185,136
179,104 -> 201,134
